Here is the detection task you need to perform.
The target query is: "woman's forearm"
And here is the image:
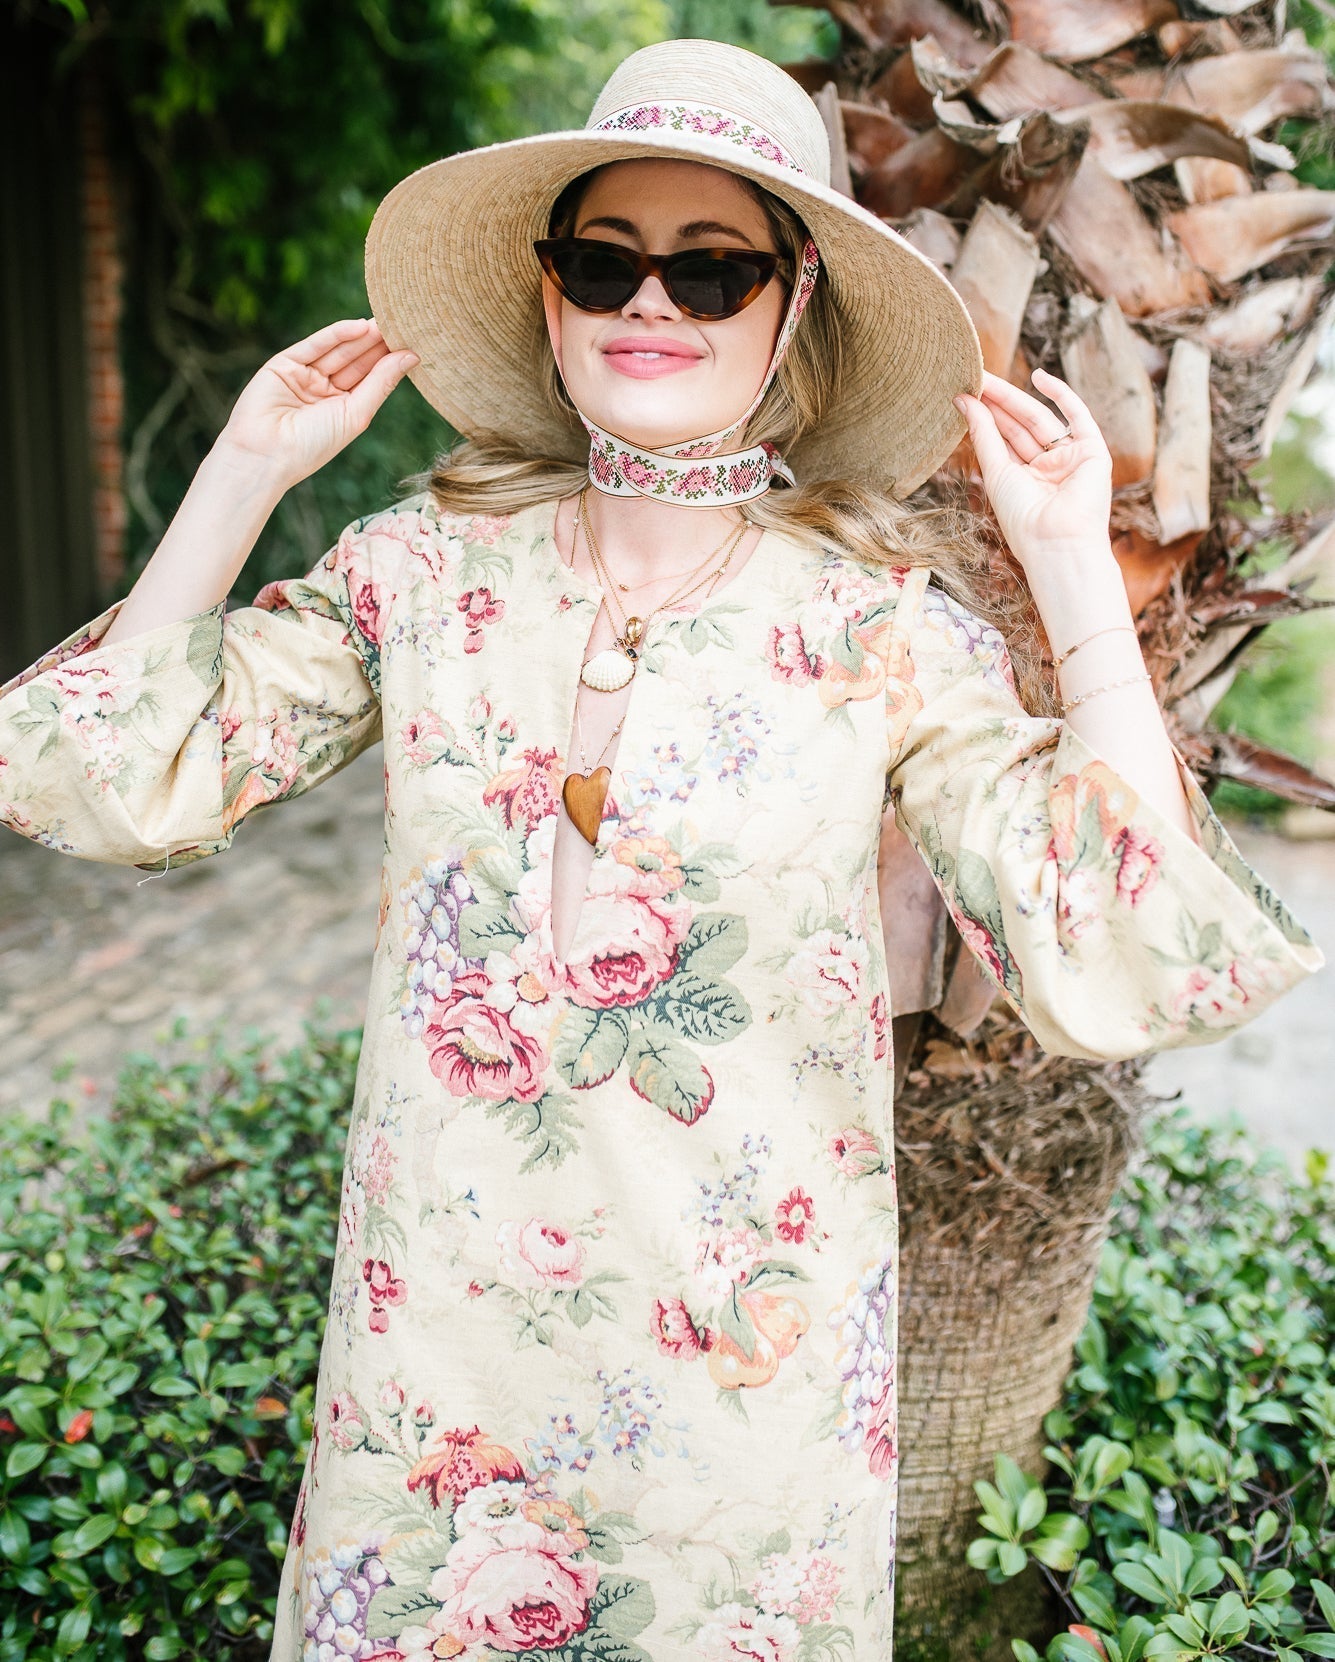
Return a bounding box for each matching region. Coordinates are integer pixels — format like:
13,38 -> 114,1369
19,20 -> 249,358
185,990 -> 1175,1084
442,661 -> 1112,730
1022,537 -> 1202,847
99,444 -> 290,649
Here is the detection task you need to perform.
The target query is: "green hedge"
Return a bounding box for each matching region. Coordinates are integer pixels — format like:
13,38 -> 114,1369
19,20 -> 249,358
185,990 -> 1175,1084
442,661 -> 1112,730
0,1022 -> 359,1661
969,1119 -> 1335,1660
3,1023 -> 1332,1659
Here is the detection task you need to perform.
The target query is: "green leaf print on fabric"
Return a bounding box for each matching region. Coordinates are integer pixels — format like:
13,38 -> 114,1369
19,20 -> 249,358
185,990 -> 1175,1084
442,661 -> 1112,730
185,610 -> 224,686
554,1008 -> 632,1089
677,913 -> 749,976
625,1028 -> 714,1124
650,971 -> 751,1045
456,902 -> 526,957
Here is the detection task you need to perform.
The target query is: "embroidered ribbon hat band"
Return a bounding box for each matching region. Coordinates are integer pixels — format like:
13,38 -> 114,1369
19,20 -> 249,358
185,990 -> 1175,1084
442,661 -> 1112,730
366,41 -> 984,502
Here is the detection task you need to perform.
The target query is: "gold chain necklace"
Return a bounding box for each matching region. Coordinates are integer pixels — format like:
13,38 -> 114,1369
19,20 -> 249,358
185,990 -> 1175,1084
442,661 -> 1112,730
576,488 -> 747,693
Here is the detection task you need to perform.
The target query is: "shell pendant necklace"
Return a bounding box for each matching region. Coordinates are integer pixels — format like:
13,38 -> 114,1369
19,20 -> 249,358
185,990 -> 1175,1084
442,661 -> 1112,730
575,487 -> 747,693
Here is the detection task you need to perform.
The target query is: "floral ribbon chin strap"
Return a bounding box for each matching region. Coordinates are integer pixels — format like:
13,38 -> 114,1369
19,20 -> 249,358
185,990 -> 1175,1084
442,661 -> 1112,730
561,100 -> 822,508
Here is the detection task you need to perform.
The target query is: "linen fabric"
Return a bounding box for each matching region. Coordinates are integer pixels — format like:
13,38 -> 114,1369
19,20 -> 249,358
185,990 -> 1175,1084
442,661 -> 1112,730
0,499 -> 1322,1662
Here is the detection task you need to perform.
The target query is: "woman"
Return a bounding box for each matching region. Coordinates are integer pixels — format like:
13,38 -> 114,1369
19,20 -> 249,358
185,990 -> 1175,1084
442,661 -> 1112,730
0,38 -> 1322,1662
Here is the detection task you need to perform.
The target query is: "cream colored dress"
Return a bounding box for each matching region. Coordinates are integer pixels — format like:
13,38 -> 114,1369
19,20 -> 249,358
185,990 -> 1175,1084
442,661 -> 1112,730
0,495 -> 1322,1662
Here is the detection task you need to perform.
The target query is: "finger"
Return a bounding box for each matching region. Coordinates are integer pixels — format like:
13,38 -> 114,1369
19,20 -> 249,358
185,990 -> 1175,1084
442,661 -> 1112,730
284,317 -> 376,366
955,393 -> 1016,478
327,339 -> 392,392
345,350 -> 419,429
979,370 -> 1069,446
985,400 -> 1044,464
310,325 -> 386,382
1031,367 -> 1102,445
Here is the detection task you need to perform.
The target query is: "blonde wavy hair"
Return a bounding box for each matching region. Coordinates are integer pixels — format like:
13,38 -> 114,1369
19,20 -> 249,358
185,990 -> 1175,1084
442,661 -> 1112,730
425,168 -> 1055,716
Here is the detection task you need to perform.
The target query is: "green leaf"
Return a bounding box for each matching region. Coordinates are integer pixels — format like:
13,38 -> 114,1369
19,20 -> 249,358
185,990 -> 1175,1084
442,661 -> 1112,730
1016,1485 -> 1048,1533
624,1027 -> 714,1124
967,1537 -> 1000,1569
677,913 -> 749,975
148,1375 -> 196,1398
995,1453 -> 1033,1515
145,1639 -> 185,1661
6,1441 -> 46,1479
456,902 -> 524,957
1113,1562 -> 1170,1604
55,1607 -> 93,1655
158,1547 -> 200,1576
718,1287 -> 758,1360
66,1514 -> 118,1555
1295,1638 -> 1335,1659
553,1007 -> 630,1089
1311,1582 -> 1335,1629
997,1541 -> 1027,1577
651,972 -> 751,1045
1011,1643 -> 1042,1662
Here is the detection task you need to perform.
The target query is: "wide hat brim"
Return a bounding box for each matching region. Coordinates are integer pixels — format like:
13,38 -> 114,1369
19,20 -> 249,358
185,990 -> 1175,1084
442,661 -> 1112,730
365,125 -> 983,497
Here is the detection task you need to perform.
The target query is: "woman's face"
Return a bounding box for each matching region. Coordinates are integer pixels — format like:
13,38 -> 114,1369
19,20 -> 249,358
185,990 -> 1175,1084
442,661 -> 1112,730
541,158 -> 789,451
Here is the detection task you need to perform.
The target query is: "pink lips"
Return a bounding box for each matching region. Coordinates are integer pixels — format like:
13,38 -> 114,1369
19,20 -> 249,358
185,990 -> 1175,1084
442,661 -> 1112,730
602,336 -> 704,380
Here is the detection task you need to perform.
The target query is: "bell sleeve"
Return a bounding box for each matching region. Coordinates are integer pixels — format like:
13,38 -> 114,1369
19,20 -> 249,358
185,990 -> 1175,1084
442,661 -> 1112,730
0,501 -> 418,873
882,566 -> 1326,1061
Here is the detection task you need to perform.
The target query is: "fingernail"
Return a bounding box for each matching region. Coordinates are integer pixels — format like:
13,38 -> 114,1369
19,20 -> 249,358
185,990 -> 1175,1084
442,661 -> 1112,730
953,395 -> 967,412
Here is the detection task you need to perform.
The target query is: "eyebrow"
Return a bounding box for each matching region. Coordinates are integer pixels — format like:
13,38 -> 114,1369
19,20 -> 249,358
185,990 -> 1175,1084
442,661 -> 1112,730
575,214 -> 759,246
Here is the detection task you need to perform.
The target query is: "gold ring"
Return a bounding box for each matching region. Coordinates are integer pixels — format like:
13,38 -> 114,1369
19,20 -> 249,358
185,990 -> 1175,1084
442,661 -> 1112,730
1041,431 -> 1074,451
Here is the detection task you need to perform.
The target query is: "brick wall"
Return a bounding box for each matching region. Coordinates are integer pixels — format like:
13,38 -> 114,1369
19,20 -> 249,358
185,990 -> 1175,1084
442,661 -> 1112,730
79,72 -> 126,592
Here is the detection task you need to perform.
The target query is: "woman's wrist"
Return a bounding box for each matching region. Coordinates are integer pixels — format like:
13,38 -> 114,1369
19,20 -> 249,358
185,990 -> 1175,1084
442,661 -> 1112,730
1013,536 -> 1136,658
203,433 -> 296,509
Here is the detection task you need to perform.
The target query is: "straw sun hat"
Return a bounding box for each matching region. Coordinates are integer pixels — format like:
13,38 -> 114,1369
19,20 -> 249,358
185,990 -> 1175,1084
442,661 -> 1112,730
364,38 -> 983,497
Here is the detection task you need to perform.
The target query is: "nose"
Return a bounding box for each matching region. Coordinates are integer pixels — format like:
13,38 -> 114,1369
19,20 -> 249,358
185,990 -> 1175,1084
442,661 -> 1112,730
622,271 -> 680,323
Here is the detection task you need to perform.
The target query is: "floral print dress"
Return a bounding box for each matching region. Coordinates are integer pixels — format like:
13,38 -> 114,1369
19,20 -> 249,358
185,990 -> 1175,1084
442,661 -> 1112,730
0,495 -> 1322,1662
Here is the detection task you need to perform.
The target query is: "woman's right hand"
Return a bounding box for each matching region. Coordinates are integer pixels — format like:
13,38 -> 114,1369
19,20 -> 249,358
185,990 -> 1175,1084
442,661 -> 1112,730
213,318 -> 419,490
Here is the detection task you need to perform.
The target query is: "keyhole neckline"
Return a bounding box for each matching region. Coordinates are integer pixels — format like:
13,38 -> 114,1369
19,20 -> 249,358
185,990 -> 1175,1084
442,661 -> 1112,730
537,495 -> 774,618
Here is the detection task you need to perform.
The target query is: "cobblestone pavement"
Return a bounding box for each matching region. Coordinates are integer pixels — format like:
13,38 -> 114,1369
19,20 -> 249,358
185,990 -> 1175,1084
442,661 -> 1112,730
1,746 -> 1331,1169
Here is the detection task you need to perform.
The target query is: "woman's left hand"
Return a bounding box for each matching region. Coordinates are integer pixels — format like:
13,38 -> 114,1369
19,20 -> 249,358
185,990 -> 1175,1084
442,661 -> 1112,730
955,367 -> 1113,569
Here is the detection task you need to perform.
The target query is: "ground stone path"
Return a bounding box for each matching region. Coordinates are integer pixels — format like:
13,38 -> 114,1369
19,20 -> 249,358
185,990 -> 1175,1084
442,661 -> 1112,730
1,746 -> 1331,1171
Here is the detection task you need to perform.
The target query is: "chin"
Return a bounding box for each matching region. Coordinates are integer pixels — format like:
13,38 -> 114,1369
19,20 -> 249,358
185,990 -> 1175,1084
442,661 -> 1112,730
583,390 -> 727,450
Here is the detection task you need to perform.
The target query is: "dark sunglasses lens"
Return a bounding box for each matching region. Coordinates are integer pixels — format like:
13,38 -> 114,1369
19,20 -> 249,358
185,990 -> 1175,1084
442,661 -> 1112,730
669,254 -> 768,317
553,244 -> 637,311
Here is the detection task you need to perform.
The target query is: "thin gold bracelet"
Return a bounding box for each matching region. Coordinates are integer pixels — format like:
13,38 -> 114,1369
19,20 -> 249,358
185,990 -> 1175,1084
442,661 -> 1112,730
1052,624 -> 1138,670
1061,672 -> 1153,714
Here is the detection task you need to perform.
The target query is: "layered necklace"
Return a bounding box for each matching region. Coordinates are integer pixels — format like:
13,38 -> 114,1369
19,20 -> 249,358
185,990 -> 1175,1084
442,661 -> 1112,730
575,488 -> 748,692
561,489 -> 749,844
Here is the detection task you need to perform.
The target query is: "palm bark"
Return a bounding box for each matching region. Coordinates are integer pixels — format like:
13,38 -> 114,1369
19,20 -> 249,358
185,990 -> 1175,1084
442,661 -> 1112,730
779,2 -> 1335,1653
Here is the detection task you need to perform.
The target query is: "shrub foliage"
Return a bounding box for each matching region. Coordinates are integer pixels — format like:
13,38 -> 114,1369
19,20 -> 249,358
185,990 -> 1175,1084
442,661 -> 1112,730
968,1115 -> 1335,1661
0,1023 -> 359,1660
2,1028 -> 1332,1659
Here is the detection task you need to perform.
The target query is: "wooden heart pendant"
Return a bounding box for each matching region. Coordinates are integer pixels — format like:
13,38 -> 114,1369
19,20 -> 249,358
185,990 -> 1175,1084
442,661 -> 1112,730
562,767 -> 611,846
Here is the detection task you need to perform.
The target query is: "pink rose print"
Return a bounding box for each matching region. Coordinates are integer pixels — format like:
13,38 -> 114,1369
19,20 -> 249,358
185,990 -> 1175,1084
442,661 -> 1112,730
467,514 -> 512,547
611,834 -> 686,901
431,1529 -> 599,1652
327,1392 -> 368,1452
622,457 -> 658,491
697,1601 -> 801,1661
766,622 -> 826,687
406,1425 -> 526,1509
561,883 -> 689,1007
424,971 -> 549,1102
589,446 -> 618,488
774,1187 -> 816,1245
457,586 -> 506,653
1113,824 -> 1163,907
869,991 -> 889,1062
828,1127 -> 884,1178
496,1218 -> 587,1288
1168,954 -> 1284,1030
363,1258 -> 406,1333
651,1295 -> 711,1358
751,1550 -> 843,1625
728,458 -> 762,495
483,747 -> 564,831
401,709 -> 447,766
348,568 -> 386,647
954,910 -> 1007,985
789,929 -> 867,1017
